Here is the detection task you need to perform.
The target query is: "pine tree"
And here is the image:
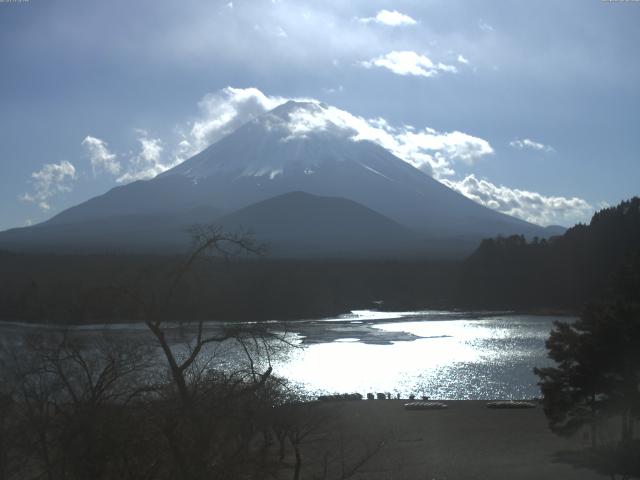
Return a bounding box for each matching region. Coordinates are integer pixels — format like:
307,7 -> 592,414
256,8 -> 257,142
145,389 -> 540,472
535,301 -> 640,445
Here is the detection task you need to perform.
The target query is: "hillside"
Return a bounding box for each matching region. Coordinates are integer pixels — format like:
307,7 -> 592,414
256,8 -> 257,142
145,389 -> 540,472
216,191 -> 425,258
457,197 -> 640,310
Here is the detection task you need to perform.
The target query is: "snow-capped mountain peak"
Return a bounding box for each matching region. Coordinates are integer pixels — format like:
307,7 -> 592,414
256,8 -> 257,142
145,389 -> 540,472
165,100 -> 371,180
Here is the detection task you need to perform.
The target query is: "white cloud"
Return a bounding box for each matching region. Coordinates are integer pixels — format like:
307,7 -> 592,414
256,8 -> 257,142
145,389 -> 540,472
380,129 -> 491,177
361,51 -> 457,77
282,104 -> 340,140
510,138 -> 554,152
81,131 -> 176,184
478,19 -> 495,32
187,87 -> 287,155
442,174 -> 593,226
82,136 -> 120,175
20,160 -> 76,211
358,10 -> 417,27
271,100 -> 492,178
116,132 -> 171,183
457,54 -> 469,65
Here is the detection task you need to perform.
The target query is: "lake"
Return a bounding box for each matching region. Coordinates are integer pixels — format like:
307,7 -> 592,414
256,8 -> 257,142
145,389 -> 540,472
0,310 -> 570,400
274,310 -> 568,400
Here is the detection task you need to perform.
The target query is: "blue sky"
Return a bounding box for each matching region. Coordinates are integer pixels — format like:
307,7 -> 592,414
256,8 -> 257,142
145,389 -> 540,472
1,0 -> 639,230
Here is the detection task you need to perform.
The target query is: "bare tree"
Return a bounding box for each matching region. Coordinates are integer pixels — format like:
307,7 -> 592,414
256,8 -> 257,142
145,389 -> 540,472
113,225 -> 304,480
123,225 -> 268,405
0,332 -> 158,480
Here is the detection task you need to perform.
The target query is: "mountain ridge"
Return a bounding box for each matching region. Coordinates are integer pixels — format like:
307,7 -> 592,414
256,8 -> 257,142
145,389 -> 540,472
216,191 -> 425,258
0,100 -> 563,257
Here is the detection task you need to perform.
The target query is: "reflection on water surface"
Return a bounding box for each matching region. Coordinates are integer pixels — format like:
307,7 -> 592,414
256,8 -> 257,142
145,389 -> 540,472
275,310 -> 567,400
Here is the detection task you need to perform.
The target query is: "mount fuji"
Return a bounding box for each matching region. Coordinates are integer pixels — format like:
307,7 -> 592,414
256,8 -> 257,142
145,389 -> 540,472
0,101 -> 561,258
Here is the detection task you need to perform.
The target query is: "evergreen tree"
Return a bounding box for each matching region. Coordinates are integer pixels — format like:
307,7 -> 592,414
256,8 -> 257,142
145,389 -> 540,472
535,300 -> 640,445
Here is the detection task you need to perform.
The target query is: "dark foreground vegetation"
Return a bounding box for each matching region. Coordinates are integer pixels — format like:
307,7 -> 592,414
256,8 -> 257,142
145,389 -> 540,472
0,254 -> 457,324
0,329 -> 391,480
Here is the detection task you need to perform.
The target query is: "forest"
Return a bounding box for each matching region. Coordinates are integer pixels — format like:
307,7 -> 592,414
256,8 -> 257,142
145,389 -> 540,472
457,197 -> 640,310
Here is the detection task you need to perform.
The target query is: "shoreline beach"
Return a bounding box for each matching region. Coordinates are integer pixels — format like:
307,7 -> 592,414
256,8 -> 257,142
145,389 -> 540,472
283,399 -> 606,479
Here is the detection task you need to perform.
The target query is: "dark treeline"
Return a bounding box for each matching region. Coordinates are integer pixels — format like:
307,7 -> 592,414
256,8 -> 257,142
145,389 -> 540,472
457,197 -> 640,310
2,197 -> 639,324
0,253 -> 459,324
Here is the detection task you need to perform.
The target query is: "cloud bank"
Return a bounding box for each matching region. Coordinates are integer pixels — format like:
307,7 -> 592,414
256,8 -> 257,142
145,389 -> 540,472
442,175 -> 593,226
227,91 -> 493,178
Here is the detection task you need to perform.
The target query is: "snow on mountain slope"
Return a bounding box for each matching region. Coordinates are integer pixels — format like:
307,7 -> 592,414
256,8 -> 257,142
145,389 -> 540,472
157,100 -> 540,237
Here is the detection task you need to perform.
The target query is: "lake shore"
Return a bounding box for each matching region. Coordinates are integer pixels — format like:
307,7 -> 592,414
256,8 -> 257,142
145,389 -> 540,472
0,305 -> 579,328
1,312 -> 569,400
289,399 -> 606,480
